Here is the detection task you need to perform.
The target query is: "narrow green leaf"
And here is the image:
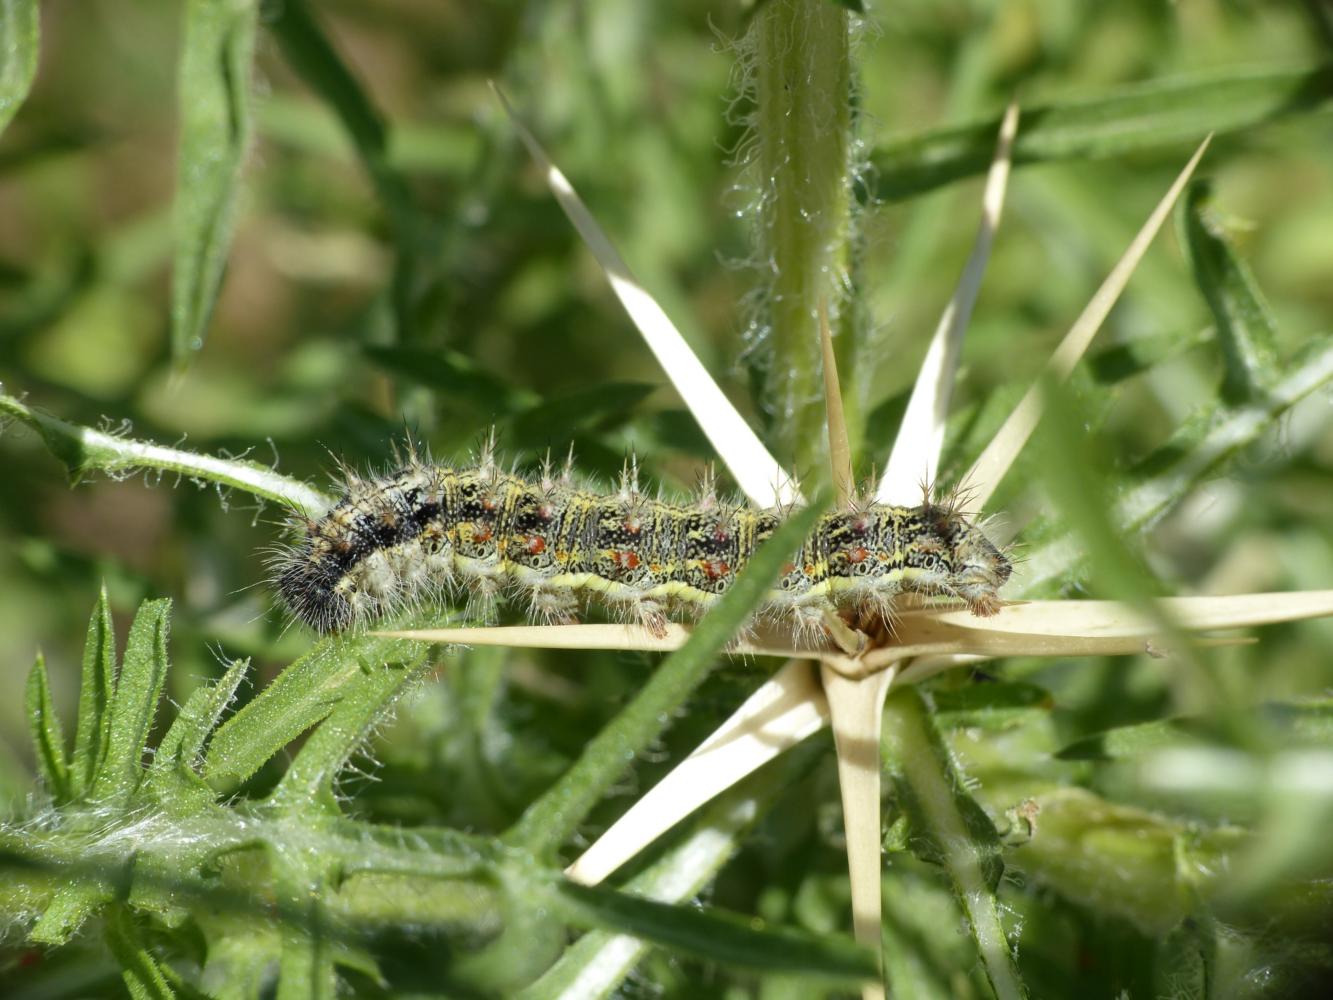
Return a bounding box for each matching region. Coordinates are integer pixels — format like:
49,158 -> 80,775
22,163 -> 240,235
71,585 -> 116,800
104,905 -> 176,1000
91,600 -> 171,803
504,496 -> 827,856
1059,698 -> 1333,761
173,0 -> 259,361
930,681 -> 1054,732
149,657 -> 250,799
1020,336 -> 1333,592
1087,326 -> 1213,386
881,687 -> 1027,1000
1179,179 -> 1280,403
0,0 -> 39,135
28,884 -> 113,946
519,745 -> 823,1000
267,646 -> 429,811
204,634 -> 412,794
364,345 -> 534,413
25,651 -> 70,801
873,65 -> 1333,200
507,382 -> 658,445
554,879 -> 877,984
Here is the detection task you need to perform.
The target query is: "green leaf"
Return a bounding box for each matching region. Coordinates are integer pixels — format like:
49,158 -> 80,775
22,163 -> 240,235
172,0 -> 259,362
507,382 -> 658,446
1179,179 -> 1280,403
267,646 -> 429,812
873,64 -> 1333,200
503,496 -> 827,856
204,634 -> 415,795
25,651 -> 70,802
104,905 -> 176,1000
28,884 -> 114,946
1058,698 -> 1333,761
364,345 -> 534,413
553,879 -> 877,984
149,657 -> 250,801
1087,327 -> 1213,386
0,0 -> 38,135
1021,336 -> 1333,592
71,585 -> 116,800
930,681 -> 1054,732
91,600 -> 171,803
1008,788 -> 1243,934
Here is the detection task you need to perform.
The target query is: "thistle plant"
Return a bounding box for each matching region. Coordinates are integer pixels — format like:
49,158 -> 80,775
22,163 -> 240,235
3,3 -> 1333,1000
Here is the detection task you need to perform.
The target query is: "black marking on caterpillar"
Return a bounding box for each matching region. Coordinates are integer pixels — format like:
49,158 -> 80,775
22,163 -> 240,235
271,455 -> 1012,637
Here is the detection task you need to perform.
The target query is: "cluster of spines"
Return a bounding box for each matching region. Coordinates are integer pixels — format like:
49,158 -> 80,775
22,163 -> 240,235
271,446 -> 1012,636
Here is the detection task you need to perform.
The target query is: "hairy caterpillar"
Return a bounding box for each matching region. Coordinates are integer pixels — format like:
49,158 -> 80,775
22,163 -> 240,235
272,451 -> 1011,636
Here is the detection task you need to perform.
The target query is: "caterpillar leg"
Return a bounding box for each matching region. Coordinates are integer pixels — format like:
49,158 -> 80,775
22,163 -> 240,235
630,599 -> 670,639
527,585 -> 580,626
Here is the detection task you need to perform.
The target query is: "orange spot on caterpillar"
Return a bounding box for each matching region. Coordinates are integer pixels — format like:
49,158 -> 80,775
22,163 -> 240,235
526,535 -> 546,555
848,547 -> 869,564
613,550 -> 640,570
473,526 -> 494,543
703,559 -> 730,580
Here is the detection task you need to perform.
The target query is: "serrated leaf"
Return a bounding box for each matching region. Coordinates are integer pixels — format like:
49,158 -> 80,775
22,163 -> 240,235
873,64 -> 1333,200
71,585 -> 116,800
204,634 -> 412,794
268,647 -> 428,811
554,880 -> 877,983
105,905 -> 176,1000
0,0 -> 38,135
149,657 -> 250,800
91,600 -> 171,804
28,884 -> 113,946
172,0 -> 259,362
26,651 -> 71,802
1179,179 -> 1280,403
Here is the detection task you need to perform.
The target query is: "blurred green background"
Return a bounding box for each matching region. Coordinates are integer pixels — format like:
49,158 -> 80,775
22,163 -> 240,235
1,1 -> 1332,996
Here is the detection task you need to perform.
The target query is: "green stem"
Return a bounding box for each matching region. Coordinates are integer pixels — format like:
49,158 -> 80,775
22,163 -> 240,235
0,392 -> 332,514
881,688 -> 1027,1000
750,0 -> 859,478
503,500 -> 824,857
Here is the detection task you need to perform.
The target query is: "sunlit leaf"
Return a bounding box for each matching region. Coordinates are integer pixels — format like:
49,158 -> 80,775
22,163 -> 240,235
873,65 -> 1333,200
173,0 -> 259,362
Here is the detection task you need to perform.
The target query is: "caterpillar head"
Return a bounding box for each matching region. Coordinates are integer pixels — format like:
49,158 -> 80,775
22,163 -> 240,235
943,515 -> 1011,617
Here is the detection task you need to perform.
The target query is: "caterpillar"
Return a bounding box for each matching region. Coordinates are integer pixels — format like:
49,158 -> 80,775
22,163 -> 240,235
272,451 -> 1012,637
